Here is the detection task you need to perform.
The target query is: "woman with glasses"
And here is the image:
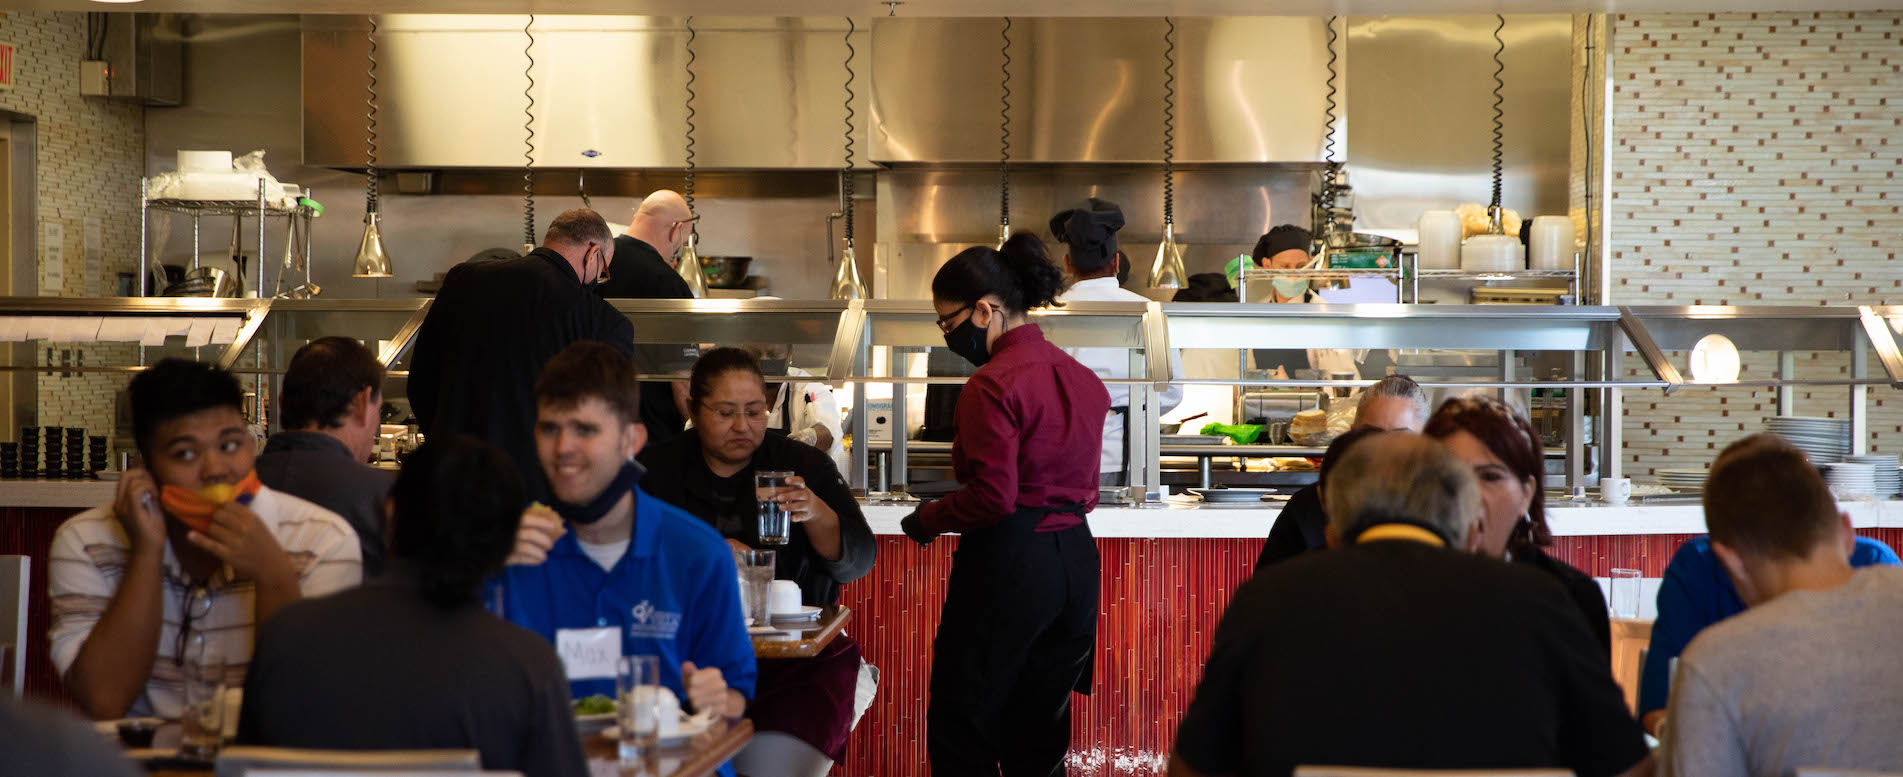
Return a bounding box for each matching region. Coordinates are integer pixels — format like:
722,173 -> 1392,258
638,347 -> 875,777
901,232 -> 1111,777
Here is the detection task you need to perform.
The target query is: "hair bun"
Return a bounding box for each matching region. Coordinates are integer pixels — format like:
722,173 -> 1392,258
996,231 -> 1064,310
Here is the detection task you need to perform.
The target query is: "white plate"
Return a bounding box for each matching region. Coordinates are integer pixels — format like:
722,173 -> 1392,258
769,605 -> 822,622
603,714 -> 712,748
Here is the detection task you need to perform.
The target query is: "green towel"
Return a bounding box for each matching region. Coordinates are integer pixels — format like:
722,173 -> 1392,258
1200,422 -> 1263,445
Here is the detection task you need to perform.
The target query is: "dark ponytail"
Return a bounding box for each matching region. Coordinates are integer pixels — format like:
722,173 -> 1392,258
390,435 -> 526,608
932,231 -> 1065,315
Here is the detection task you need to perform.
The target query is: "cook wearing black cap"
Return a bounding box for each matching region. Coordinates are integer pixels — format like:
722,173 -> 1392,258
1248,224 -> 1324,378
1050,198 -> 1183,486
1252,224 -> 1317,303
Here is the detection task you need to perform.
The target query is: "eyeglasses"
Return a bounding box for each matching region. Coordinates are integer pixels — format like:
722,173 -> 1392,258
935,303 -> 975,334
672,215 -> 702,231
702,404 -> 769,424
173,585 -> 214,667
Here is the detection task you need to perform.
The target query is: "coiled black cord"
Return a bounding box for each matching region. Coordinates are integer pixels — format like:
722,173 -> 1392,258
522,14 -> 537,247
1162,17 -> 1176,227
365,15 -> 379,215
998,16 -> 1012,229
842,17 -> 857,243
684,16 -> 697,216
1490,14 -> 1506,210
1322,16 -> 1339,193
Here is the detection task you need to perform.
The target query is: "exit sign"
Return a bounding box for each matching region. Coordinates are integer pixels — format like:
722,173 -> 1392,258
0,42 -> 14,90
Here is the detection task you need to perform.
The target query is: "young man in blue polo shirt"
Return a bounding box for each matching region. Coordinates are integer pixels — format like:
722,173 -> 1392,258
495,341 -> 755,740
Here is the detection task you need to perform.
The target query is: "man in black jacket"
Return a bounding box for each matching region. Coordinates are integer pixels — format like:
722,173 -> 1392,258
408,208 -> 634,500
597,190 -> 698,441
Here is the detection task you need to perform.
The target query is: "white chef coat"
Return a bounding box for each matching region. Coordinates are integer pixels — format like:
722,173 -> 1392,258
768,366 -> 851,476
1055,277 -> 1185,475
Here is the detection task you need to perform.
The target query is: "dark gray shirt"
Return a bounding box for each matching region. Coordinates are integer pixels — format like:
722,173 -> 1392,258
238,568 -> 587,777
0,698 -> 140,777
256,431 -> 394,576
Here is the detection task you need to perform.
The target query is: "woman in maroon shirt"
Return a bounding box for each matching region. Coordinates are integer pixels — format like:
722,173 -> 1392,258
900,233 -> 1112,777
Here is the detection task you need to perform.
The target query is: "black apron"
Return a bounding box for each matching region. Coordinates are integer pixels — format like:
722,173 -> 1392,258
926,504 -> 1100,777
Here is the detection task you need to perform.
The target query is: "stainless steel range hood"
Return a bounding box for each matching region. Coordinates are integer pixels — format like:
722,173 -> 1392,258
302,15 -> 1342,169
302,15 -> 871,169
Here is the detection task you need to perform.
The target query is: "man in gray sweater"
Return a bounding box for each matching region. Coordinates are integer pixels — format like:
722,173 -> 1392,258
1663,433 -> 1903,777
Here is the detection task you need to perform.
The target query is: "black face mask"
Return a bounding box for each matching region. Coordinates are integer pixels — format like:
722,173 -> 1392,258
1115,252 -> 1131,286
758,358 -> 789,376
943,318 -> 991,367
549,460 -> 644,526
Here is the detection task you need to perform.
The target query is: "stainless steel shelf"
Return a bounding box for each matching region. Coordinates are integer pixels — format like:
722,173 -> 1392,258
1240,268 -> 1403,281
1415,269 -> 1579,280
144,199 -> 306,218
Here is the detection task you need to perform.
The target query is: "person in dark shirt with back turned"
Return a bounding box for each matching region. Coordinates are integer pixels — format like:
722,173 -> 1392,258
256,336 -> 396,576
1171,433 -> 1650,777
597,190 -> 699,442
408,208 -> 634,500
239,435 -> 586,777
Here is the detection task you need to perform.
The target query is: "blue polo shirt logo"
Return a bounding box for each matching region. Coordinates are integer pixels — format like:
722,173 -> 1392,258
629,599 -> 683,640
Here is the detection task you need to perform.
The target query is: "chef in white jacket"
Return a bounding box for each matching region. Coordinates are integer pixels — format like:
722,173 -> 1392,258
1050,198 -> 1183,486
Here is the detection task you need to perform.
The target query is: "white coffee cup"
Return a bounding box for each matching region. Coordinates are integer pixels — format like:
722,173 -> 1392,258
1600,477 -> 1632,505
768,580 -> 803,616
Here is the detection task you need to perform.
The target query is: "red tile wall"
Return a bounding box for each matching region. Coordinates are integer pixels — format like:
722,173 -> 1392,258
834,527 -> 1903,776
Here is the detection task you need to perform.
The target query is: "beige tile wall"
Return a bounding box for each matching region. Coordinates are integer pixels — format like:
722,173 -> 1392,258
0,12 -> 145,441
1609,11 -> 1903,476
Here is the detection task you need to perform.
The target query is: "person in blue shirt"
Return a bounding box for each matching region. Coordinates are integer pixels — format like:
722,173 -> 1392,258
495,341 -> 757,747
1638,522 -> 1899,734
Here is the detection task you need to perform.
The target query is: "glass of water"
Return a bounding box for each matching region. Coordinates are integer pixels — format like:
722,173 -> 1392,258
179,637 -> 226,761
755,470 -> 795,546
1610,568 -> 1642,619
617,654 -> 662,761
736,549 -> 776,626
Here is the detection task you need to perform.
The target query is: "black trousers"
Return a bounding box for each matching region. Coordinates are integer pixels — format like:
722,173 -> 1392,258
927,510 -> 1100,777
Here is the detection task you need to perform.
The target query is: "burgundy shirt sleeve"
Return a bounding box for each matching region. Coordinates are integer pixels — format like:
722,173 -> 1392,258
918,371 -> 1021,535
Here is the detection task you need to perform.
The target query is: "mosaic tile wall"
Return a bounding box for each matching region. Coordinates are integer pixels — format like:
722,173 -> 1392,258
1608,12 -> 1903,475
0,12 -> 146,441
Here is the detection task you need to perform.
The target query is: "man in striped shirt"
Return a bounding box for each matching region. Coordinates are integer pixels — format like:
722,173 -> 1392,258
48,359 -> 362,720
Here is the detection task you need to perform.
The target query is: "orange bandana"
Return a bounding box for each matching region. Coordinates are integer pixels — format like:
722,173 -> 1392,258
160,471 -> 262,533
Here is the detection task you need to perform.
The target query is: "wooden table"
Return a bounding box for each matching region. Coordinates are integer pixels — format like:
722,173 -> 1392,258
583,717 -> 754,777
141,718 -> 754,777
751,606 -> 850,659
1610,617 -> 1655,714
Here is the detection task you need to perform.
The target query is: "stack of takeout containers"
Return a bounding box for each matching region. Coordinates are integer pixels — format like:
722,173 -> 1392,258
19,426 -> 38,478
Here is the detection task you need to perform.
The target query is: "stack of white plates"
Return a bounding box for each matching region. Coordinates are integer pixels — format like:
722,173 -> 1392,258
1655,468 -> 1709,491
1766,417 -> 1852,464
1822,463 -> 1879,497
1842,455 -> 1902,498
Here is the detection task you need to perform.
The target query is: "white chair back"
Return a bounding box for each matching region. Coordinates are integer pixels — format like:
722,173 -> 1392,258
1796,770 -> 1903,777
0,555 -> 28,696
1296,768 -> 1574,777
212,747 -> 482,777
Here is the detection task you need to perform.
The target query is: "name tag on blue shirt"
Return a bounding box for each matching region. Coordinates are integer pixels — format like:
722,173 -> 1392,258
556,626 -> 622,681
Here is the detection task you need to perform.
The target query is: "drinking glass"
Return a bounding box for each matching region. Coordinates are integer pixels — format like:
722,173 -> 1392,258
617,655 -> 662,761
736,549 -> 776,626
755,470 -> 795,546
179,636 -> 226,760
1609,568 -> 1642,619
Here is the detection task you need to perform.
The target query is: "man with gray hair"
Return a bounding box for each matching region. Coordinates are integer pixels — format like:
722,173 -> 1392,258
409,208 -> 633,499
1173,433 -> 1649,777
1255,373 -> 1431,570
